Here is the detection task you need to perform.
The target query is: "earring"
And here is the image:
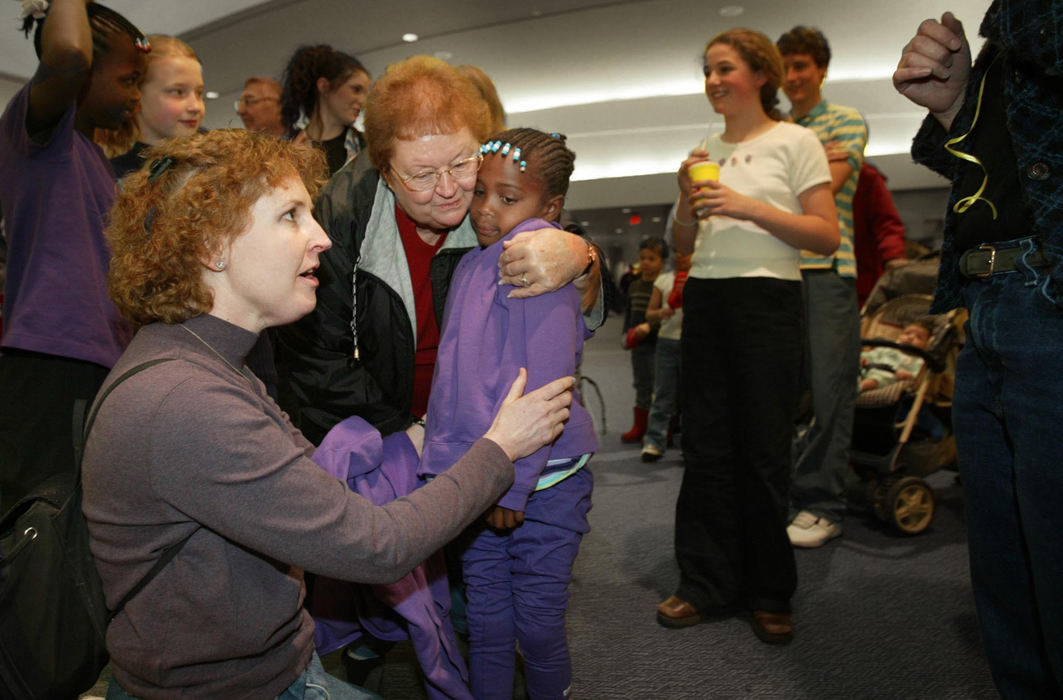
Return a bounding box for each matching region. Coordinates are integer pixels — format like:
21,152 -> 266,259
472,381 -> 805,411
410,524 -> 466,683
215,261 -> 226,271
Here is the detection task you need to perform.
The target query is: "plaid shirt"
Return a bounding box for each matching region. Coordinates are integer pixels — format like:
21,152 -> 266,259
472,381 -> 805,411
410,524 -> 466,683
913,0 -> 1063,312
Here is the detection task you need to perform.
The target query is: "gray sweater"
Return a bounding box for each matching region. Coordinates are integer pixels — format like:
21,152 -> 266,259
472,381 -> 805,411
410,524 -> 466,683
82,314 -> 513,698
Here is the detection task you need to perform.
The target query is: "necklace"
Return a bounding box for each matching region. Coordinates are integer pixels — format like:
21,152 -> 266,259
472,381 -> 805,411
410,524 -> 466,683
180,324 -> 253,388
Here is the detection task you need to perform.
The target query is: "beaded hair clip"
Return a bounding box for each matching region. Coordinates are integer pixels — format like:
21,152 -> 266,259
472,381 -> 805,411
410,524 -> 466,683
479,133 -> 564,173
480,140 -> 526,172
134,36 -> 152,53
143,156 -> 177,239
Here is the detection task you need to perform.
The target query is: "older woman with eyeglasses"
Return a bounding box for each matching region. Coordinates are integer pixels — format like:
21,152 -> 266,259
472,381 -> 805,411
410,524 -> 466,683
273,56 -> 602,445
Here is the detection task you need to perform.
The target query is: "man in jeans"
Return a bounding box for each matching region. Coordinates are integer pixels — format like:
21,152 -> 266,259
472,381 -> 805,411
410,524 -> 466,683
777,26 -> 867,547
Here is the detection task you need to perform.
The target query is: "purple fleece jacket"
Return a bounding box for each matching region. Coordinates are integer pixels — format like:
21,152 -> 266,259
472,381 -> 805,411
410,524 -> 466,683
310,417 -> 472,700
419,219 -> 598,511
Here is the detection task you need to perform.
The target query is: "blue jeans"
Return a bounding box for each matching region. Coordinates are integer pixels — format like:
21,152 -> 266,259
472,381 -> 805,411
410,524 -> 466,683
954,238 -> 1063,697
106,652 -> 381,699
644,337 -> 681,452
629,341 -> 656,409
791,270 -> 860,522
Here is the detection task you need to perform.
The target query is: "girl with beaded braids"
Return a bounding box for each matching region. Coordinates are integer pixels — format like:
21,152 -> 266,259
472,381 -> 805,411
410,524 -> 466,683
281,43 -> 370,176
419,128 -> 598,699
0,0 -> 147,514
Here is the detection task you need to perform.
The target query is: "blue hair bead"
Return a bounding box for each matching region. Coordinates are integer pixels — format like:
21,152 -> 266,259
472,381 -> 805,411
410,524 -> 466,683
491,141 -> 501,153
519,160 -> 527,172
500,143 -> 511,156
513,147 -> 522,162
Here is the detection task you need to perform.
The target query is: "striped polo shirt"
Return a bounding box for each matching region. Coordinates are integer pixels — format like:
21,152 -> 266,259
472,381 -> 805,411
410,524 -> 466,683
796,100 -> 867,278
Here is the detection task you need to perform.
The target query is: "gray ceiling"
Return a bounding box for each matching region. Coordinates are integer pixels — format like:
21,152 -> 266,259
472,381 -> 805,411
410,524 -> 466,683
2,0 -> 986,222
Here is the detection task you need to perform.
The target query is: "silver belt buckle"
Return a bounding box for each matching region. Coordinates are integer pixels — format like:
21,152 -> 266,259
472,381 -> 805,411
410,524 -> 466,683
976,244 -> 997,278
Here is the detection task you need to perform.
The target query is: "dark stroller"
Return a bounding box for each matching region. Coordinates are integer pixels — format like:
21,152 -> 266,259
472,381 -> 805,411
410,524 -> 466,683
849,257 -> 966,535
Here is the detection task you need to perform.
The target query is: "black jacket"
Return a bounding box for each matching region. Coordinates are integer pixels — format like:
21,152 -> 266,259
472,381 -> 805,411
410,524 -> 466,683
273,166 -> 476,444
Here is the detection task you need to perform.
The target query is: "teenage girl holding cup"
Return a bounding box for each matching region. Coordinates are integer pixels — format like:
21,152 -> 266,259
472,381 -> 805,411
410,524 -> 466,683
658,28 -> 838,643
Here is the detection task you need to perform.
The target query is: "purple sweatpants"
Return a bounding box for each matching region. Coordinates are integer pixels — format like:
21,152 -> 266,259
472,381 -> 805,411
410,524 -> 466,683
461,467 -> 593,700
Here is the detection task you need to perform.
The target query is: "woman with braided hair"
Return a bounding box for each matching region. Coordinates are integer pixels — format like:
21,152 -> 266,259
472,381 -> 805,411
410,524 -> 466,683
280,43 -> 369,176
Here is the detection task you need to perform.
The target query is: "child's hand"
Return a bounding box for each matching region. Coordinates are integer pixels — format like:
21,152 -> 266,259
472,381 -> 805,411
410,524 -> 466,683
895,369 -> 914,380
485,506 -> 525,530
634,322 -> 651,339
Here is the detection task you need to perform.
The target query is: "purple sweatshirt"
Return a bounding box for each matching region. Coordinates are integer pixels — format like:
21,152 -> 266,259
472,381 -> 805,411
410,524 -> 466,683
0,83 -> 132,366
419,219 -> 598,511
311,417 -> 472,700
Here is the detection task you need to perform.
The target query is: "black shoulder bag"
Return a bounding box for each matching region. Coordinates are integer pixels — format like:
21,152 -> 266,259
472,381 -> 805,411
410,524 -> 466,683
0,358 -> 191,699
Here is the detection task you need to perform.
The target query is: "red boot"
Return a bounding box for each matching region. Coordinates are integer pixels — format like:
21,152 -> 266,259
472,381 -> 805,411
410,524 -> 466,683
621,406 -> 649,444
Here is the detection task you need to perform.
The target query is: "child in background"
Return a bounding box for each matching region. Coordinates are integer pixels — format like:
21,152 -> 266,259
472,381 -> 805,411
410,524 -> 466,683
620,237 -> 667,443
859,318 -> 933,392
102,34 -> 204,177
0,0 -> 147,514
419,128 -> 597,699
641,250 -> 692,462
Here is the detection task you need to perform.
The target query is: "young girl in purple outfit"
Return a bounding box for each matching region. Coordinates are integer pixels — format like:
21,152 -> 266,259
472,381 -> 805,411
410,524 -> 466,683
0,0 -> 148,513
419,128 -> 598,699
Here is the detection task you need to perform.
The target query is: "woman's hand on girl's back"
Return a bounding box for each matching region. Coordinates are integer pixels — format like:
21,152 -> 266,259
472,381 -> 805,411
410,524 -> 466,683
499,227 -> 584,298
484,368 -> 573,461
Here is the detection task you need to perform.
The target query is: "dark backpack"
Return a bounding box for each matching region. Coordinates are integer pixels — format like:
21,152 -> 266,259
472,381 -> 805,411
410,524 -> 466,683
0,359 -> 186,699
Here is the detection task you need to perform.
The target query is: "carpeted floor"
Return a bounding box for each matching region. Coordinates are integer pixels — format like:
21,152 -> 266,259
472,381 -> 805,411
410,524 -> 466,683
84,319 -> 998,699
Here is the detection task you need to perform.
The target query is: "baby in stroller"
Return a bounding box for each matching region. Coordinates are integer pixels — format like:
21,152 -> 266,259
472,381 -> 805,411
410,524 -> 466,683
859,318 -> 933,393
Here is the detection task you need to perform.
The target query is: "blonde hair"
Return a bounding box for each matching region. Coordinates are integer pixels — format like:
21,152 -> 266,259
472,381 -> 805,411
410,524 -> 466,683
705,28 -> 785,121
107,130 -> 327,326
363,55 -> 491,173
457,64 -> 506,135
96,35 -> 201,158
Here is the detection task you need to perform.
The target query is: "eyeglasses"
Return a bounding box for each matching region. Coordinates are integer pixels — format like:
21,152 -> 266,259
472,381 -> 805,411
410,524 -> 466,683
235,95 -> 279,111
393,153 -> 483,192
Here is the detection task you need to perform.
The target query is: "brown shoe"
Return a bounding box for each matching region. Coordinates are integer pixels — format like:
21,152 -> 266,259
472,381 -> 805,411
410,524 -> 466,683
656,595 -> 702,628
751,610 -> 793,645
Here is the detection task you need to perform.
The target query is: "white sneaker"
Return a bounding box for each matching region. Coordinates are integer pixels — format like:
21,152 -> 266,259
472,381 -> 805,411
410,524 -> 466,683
640,444 -> 663,462
787,510 -> 842,548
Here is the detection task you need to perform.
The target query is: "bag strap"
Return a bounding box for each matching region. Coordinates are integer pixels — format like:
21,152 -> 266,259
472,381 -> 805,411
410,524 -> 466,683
109,529 -> 191,621
73,358 -> 195,621
79,358 -> 175,453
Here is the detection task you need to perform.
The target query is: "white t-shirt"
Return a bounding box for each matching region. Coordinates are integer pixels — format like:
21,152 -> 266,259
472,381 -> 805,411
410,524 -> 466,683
687,121 -> 831,281
653,271 -> 683,341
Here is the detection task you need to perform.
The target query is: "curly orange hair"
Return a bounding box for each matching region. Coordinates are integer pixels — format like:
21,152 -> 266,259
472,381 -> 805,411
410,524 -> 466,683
106,129 -> 327,326
363,55 -> 491,173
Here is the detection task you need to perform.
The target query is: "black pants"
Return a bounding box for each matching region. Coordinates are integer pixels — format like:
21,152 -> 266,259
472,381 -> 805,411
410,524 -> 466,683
675,277 -> 801,613
0,350 -> 109,513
